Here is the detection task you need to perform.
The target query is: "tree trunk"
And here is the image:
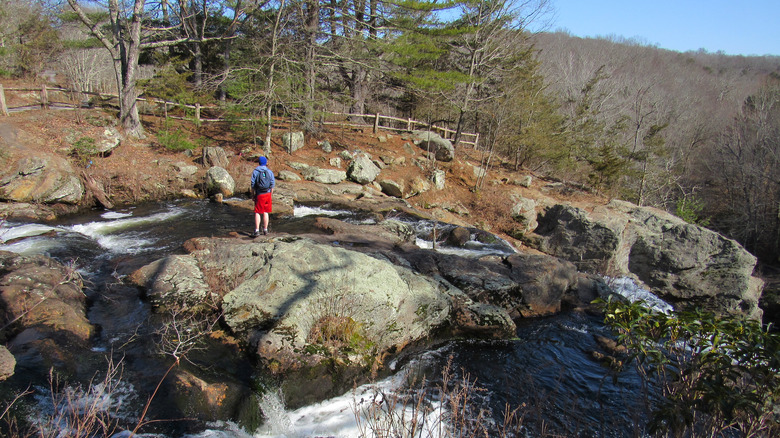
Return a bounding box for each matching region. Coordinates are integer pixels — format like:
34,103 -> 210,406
119,0 -> 145,138
348,67 -> 369,122
193,41 -> 203,88
302,0 -> 319,132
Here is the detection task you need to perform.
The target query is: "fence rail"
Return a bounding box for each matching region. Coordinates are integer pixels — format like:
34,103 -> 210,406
0,84 -> 479,148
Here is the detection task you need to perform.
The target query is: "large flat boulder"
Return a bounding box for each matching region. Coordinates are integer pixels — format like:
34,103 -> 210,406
531,200 -> 763,319
0,251 -> 94,378
129,235 -> 516,387
0,122 -> 85,204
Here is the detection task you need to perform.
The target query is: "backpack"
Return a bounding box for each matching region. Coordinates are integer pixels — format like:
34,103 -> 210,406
253,167 -> 273,192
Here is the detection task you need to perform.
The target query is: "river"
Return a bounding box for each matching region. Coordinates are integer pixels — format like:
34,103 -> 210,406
0,199 -> 662,437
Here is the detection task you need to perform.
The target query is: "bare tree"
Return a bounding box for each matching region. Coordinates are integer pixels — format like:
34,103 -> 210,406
447,0 -> 552,147
65,0 -> 250,138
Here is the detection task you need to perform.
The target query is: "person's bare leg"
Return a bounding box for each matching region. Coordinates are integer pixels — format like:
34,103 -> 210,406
263,212 -> 269,233
255,212 -> 261,232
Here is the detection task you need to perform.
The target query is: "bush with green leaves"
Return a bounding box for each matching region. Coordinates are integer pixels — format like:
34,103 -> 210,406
70,136 -> 99,167
155,125 -> 196,152
675,195 -> 711,227
597,296 -> 779,437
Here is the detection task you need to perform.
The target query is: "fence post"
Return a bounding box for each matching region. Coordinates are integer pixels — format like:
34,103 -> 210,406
195,103 -> 201,123
0,84 -> 8,116
473,133 -> 479,150
373,113 -> 380,133
407,117 -> 413,131
41,85 -> 48,109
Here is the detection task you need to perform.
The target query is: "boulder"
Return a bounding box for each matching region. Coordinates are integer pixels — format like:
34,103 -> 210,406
288,162 -> 311,171
510,195 -> 538,235
277,170 -> 301,181
447,226 -> 471,247
347,154 -> 381,185
517,175 -> 533,188
0,346 -> 15,381
0,155 -> 84,204
127,255 -> 218,311
432,169 -> 446,190
205,166 -> 235,197
406,176 -> 431,198
379,179 -> 404,198
531,200 -> 764,319
173,161 -> 198,179
0,202 -> 59,221
219,238 -> 453,370
0,251 -> 94,376
130,236 -> 517,381
283,131 -> 305,154
97,127 -> 122,155
302,167 -> 347,184
0,123 -> 85,205
402,250 -> 578,318
203,146 -> 229,168
410,131 -> 454,162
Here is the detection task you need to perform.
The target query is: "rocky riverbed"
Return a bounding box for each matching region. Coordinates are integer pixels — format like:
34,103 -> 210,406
0,111 -> 773,432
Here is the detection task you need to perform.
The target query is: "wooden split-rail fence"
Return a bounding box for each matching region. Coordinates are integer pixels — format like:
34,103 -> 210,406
0,84 -> 479,148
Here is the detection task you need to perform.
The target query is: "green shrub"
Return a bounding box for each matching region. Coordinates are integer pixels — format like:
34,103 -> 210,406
156,128 -> 196,152
596,296 -> 779,437
675,195 -> 710,227
70,136 -> 99,167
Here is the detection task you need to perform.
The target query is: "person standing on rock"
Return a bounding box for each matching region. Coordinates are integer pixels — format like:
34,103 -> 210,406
251,156 -> 275,237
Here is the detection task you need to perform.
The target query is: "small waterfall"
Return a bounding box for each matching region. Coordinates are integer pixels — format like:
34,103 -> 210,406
257,389 -> 294,436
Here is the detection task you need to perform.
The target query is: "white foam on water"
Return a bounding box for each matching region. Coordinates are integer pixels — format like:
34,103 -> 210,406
181,421 -> 255,438
29,379 -> 139,437
293,205 -> 352,218
67,208 -> 184,254
247,358 -> 453,438
415,238 -> 514,258
101,211 -> 134,220
0,234 -> 64,255
607,277 -> 673,314
0,223 -> 56,242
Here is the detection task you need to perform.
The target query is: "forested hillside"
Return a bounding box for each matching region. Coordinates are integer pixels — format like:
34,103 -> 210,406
1,0 -> 779,264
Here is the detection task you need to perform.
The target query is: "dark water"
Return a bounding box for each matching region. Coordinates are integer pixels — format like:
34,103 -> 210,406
0,199 -> 653,437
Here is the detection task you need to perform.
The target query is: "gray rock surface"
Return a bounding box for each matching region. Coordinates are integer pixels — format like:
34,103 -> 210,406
277,170 -> 301,181
510,195 -> 538,235
347,154 -> 381,185
0,346 -> 16,381
283,131 -> 305,154
0,155 -> 85,204
128,254 -> 218,311
410,130 -> 454,162
531,200 -> 763,319
432,169 -> 446,190
203,146 -> 229,168
379,179 -> 404,198
97,127 -> 122,154
173,161 -> 198,179
302,166 -> 347,184
129,234 -> 518,374
205,166 -> 235,197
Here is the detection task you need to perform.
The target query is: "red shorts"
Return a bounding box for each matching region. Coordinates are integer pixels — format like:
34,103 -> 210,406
254,192 -> 273,214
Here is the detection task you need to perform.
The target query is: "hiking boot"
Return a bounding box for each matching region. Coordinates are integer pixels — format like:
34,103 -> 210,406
252,230 -> 260,237
263,228 -> 268,235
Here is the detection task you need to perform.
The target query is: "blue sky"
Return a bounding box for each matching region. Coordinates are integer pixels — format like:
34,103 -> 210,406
547,0 -> 779,56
